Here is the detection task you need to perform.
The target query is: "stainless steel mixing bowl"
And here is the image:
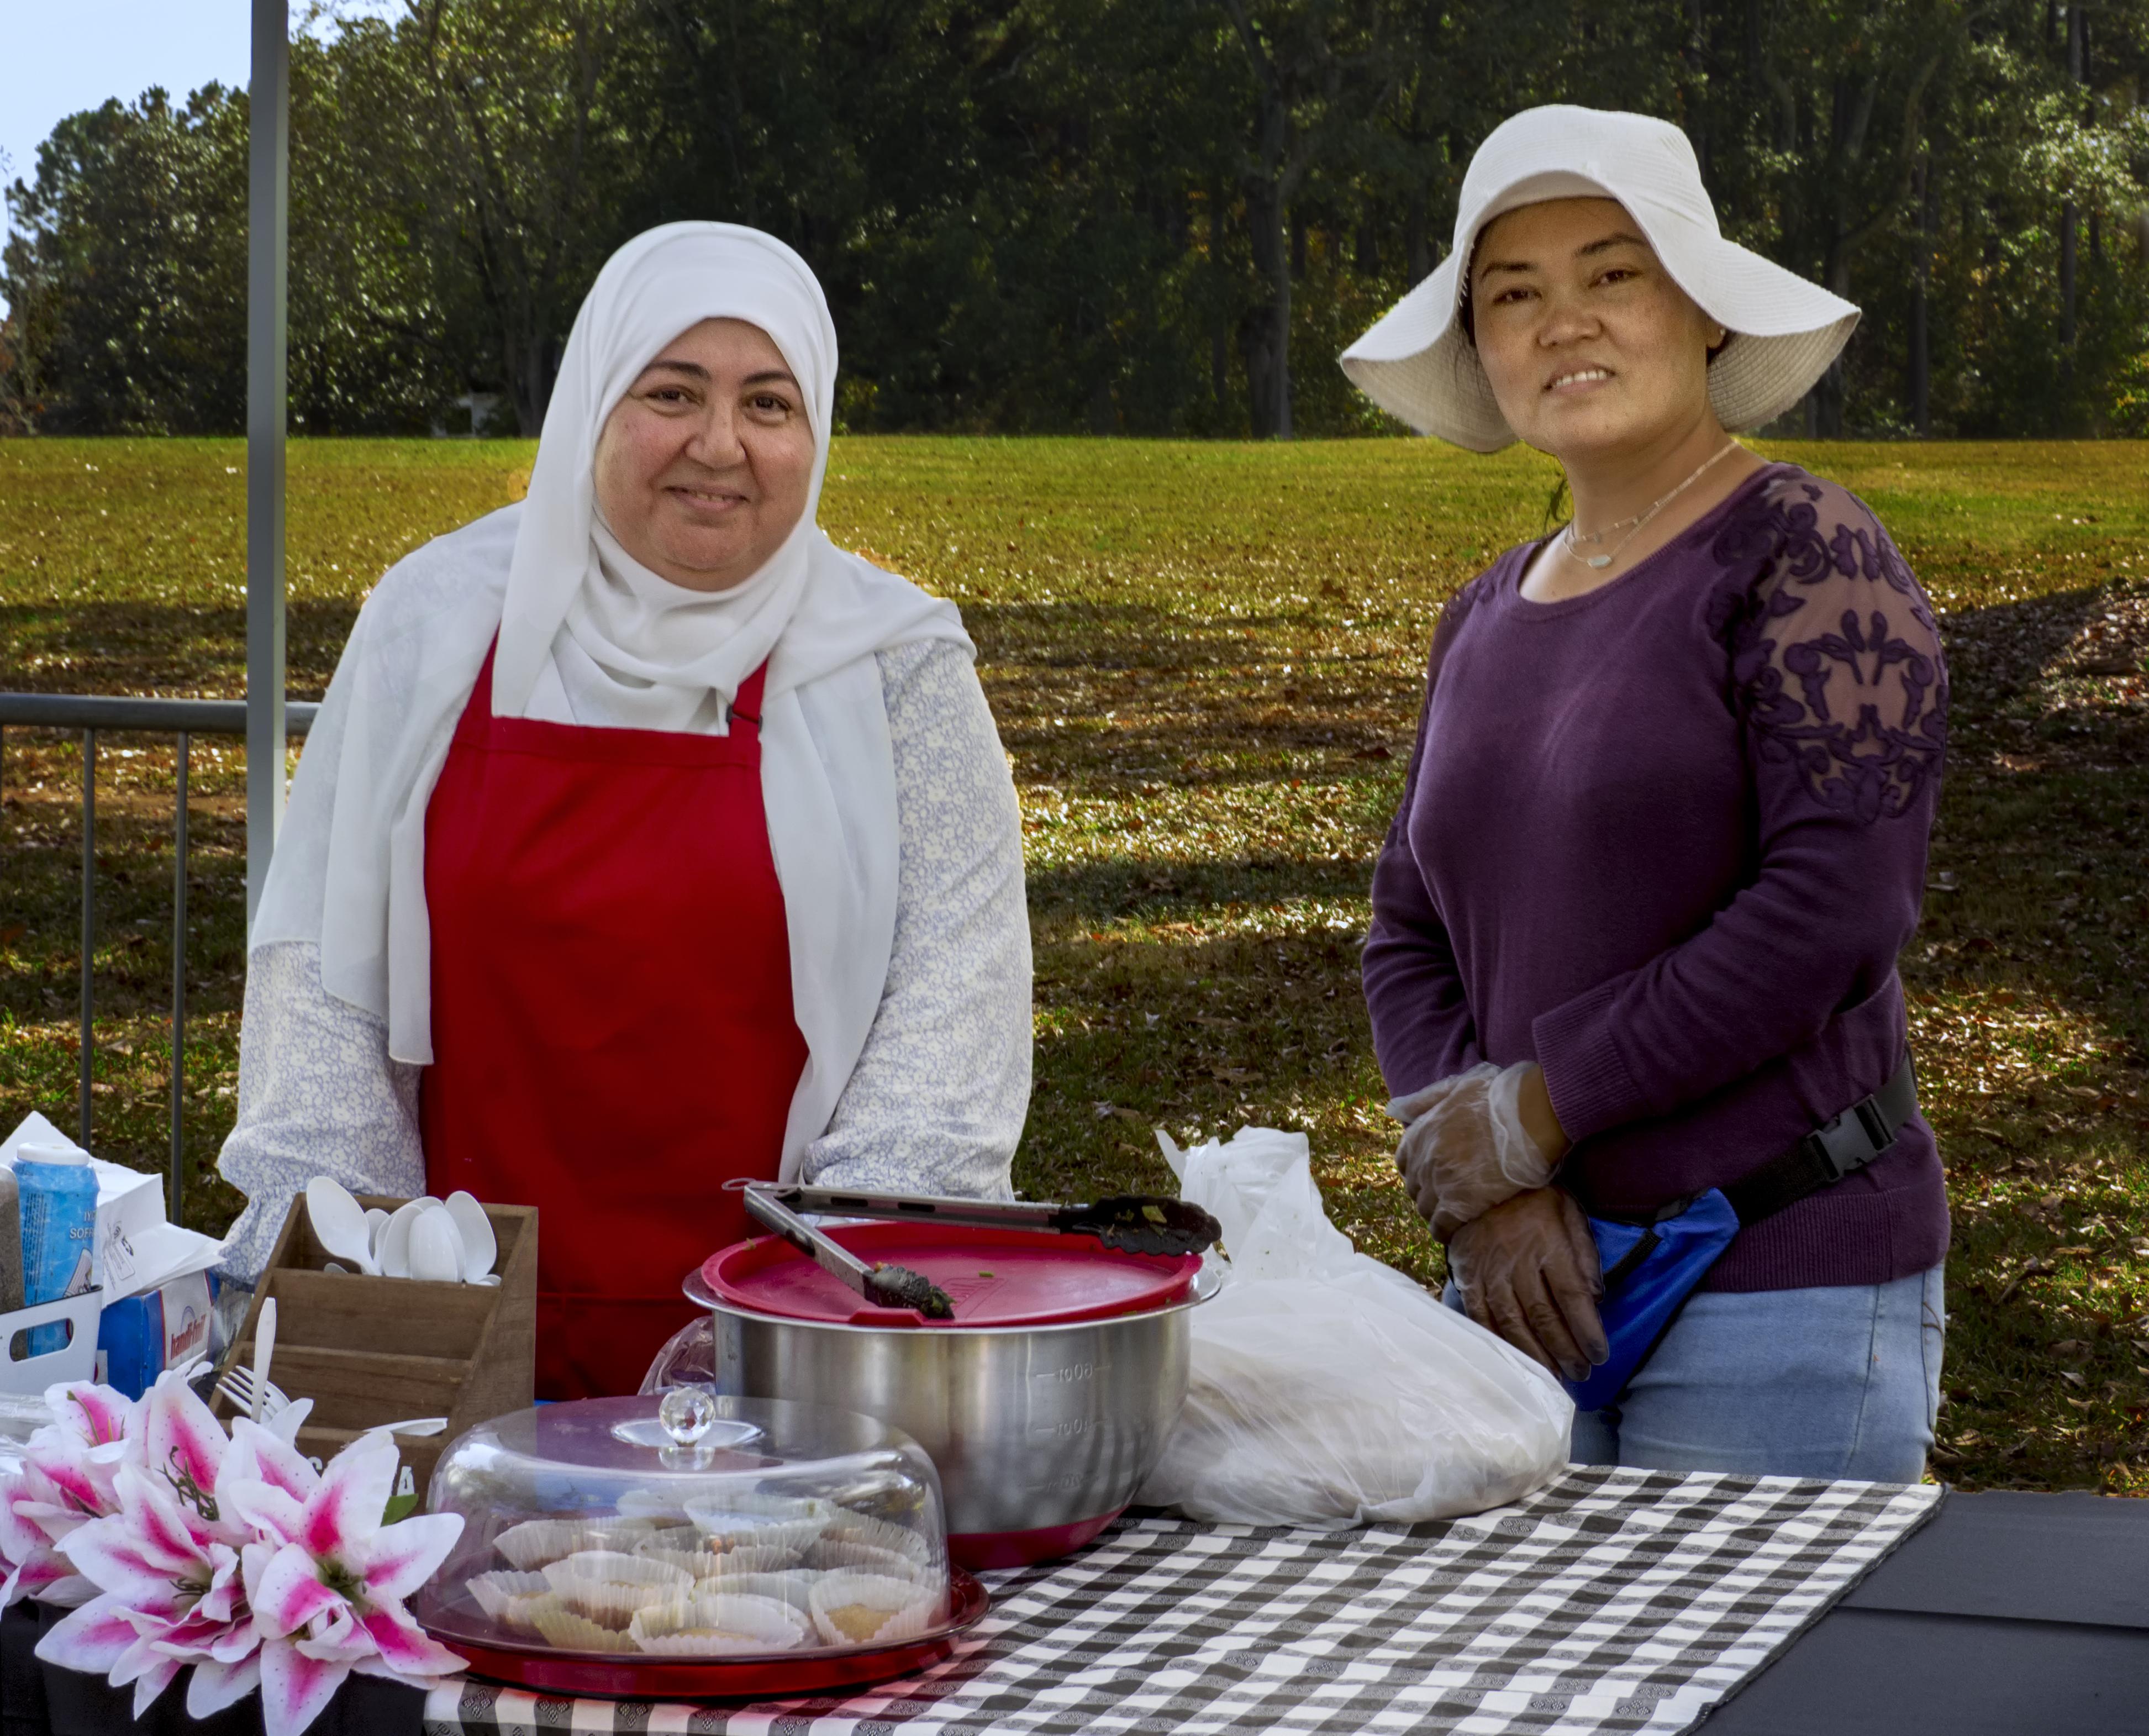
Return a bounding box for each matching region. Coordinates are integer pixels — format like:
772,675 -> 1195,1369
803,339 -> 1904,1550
683,1265 -> 1213,1566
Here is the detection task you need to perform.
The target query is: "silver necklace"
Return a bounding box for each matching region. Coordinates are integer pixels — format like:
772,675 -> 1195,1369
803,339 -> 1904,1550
1561,441 -> 1739,571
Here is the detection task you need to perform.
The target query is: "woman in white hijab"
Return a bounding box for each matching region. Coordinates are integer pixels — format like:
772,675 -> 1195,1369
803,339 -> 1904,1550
217,223 -> 1031,1398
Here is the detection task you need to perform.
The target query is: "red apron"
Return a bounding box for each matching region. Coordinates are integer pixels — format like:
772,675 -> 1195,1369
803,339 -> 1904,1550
420,644 -> 807,1399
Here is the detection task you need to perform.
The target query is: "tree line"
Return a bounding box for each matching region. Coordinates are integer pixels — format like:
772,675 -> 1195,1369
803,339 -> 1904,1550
3,0 -> 2146,441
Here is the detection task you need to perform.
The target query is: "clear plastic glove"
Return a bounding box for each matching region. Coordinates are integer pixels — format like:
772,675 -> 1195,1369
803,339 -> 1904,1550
1447,1187 -> 1608,1383
1389,1060 -> 1563,1240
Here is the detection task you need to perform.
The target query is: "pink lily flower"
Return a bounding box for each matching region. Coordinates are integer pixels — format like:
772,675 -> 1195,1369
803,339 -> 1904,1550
0,1381 -> 140,1608
34,1374 -> 261,1719
230,1425 -> 462,1736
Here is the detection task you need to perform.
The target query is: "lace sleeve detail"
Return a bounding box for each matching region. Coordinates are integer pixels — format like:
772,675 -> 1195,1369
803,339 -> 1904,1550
800,639 -> 1031,1200
1712,476 -> 1947,822
213,940 -> 425,1280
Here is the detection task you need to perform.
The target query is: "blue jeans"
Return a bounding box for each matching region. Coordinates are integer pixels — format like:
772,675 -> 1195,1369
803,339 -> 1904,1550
1449,1266 -> 1946,1481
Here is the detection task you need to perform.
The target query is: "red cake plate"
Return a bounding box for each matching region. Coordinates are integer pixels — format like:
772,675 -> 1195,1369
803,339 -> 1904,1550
418,1567 -> 989,1700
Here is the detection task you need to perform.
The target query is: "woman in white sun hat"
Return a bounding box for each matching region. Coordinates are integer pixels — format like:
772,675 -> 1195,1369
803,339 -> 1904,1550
1349,106 -> 1948,1479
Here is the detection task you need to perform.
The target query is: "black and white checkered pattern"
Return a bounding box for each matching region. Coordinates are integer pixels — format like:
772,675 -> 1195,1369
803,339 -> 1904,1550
424,1466 -> 1941,1736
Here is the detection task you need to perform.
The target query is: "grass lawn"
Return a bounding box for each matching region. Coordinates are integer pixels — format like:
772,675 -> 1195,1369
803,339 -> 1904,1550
3,433 -> 2147,1492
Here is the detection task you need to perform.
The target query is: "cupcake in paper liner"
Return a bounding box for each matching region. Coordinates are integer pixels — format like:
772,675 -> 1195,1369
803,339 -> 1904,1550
629,1592 -> 810,1656
682,1492 -> 831,1560
494,1515 -> 662,1571
540,1549 -> 694,1625
613,1489 -> 694,1525
633,1528 -> 791,1578
804,1538 -> 938,1585
528,1597 -> 640,1654
820,1511 -> 935,1566
693,1566 -> 821,1618
467,1569 -> 552,1631
808,1571 -> 941,1648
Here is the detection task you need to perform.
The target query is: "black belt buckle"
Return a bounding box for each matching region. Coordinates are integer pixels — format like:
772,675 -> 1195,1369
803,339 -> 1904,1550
1802,1093 -> 1897,1180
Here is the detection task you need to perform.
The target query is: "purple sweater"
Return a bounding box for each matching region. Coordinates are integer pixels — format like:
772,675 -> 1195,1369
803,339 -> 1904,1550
1364,464 -> 1948,1292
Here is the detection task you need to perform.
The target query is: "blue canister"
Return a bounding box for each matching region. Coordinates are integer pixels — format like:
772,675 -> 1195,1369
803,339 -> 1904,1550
15,1144 -> 98,1356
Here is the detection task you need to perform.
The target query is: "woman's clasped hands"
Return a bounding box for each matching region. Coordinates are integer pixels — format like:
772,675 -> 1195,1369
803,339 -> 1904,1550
1388,1060 -> 1608,1381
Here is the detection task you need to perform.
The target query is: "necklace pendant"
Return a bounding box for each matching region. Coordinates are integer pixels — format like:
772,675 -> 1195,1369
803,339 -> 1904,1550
1584,554 -> 1613,570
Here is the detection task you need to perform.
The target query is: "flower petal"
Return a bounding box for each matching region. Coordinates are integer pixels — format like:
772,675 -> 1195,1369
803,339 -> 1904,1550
48,1382 -> 136,1448
298,1434 -> 397,1561
356,1603 -> 464,1680
351,1512 -> 462,1603
220,1421 -> 319,1543
187,1653 -> 263,1720
251,1545 -> 344,1639
139,1371 -> 228,1496
34,1594 -> 143,1675
127,1654 -> 183,1718
257,1635 -> 350,1736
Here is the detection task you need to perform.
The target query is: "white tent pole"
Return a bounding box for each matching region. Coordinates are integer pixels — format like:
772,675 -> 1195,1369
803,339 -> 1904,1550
244,0 -> 289,928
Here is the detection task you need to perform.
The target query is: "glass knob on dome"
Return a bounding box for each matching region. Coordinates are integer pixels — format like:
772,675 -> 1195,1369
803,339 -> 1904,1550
657,1383 -> 718,1446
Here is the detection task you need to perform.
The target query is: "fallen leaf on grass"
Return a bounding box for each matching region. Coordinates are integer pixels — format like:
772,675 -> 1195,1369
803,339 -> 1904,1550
1997,1259 -> 2055,1303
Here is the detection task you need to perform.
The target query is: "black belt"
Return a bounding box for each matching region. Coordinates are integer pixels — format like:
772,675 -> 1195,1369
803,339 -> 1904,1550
1570,1055 -> 1920,1229
1720,1055 -> 1920,1226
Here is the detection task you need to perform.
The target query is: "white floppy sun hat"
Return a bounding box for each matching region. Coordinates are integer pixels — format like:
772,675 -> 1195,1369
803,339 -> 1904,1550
1340,104 -> 1859,452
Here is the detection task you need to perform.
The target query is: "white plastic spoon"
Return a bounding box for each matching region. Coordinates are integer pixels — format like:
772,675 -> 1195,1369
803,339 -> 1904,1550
431,1204 -> 469,1278
375,1416 -> 450,1437
380,1201 -> 426,1279
409,1208 -> 464,1283
305,1178 -> 378,1276
444,1191 -> 496,1281
365,1208 -> 391,1265
250,1297 -> 277,1425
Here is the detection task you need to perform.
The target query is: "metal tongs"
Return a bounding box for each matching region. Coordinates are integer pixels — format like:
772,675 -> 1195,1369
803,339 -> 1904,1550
755,1184 -> 1223,1259
741,1187 -> 956,1319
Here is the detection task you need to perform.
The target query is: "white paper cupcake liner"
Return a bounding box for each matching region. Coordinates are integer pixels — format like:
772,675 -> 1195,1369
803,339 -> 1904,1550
528,1598 -> 640,1653
682,1493 -> 832,1560
808,1571 -> 940,1649
633,1529 -> 792,1577
540,1550 -> 695,1624
691,1568 -> 820,1617
820,1512 -> 934,1564
467,1570 -> 552,1629
629,1592 -> 810,1656
804,1539 -> 937,1584
494,1516 -> 663,1571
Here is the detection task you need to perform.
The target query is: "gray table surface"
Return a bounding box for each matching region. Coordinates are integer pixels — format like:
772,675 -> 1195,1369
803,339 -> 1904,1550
1701,1489 -> 2149,1734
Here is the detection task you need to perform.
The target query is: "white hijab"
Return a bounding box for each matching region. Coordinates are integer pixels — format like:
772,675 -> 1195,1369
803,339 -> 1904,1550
252,222 -> 972,1180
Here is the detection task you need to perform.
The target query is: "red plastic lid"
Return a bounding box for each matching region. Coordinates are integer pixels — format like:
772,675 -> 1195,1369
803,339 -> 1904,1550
702,1222 -> 1199,1328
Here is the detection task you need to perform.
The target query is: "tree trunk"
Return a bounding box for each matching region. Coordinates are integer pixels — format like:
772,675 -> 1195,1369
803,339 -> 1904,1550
1808,254 -> 1850,436
1406,186 -> 1430,284
2060,3 -> 2085,354
1242,177 -> 1292,438
1209,178 -> 1230,417
1910,158 -> 1931,436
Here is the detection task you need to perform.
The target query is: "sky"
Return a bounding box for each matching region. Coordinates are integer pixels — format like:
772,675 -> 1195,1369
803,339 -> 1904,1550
0,1 -> 394,316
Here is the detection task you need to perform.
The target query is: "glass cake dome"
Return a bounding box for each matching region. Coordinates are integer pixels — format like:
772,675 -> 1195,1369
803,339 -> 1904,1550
417,1392 -> 959,1677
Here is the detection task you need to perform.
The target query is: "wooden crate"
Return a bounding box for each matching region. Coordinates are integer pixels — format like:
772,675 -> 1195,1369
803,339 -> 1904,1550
212,1195 -> 537,1498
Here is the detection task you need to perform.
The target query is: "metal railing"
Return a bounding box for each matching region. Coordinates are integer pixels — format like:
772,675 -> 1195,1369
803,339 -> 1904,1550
0,695 -> 318,1222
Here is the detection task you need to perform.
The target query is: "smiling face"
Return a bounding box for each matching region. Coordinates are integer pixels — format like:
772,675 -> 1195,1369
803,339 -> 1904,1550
592,317 -> 817,592
1467,197 -> 1727,465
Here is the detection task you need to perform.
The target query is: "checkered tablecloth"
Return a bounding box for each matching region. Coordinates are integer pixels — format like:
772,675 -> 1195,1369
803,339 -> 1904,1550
423,1465 -> 1942,1736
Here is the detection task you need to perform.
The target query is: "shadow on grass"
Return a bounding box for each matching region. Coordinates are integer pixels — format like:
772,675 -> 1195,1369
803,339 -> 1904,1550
2,600 -> 359,697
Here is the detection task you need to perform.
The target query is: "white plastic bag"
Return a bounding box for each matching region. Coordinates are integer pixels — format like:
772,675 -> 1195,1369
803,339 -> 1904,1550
1136,1126 -> 1573,1529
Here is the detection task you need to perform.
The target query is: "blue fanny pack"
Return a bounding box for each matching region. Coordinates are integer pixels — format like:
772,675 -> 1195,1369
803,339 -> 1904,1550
1562,1056 -> 1919,1412
1566,1191 -> 1740,1411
